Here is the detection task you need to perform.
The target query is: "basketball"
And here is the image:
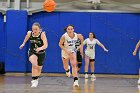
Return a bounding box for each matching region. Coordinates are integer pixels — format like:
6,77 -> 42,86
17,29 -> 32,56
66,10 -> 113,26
43,0 -> 56,12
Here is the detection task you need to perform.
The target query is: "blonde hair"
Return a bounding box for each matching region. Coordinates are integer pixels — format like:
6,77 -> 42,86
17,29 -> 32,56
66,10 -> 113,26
33,22 -> 41,29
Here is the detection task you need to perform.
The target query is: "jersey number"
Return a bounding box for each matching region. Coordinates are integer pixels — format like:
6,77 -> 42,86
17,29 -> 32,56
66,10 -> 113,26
90,46 -> 93,49
34,44 -> 38,50
69,44 -> 73,46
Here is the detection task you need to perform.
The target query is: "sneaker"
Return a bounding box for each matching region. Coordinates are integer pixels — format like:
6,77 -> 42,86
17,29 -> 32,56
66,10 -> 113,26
91,0 -> 100,3
85,78 -> 88,83
138,79 -> 140,85
66,66 -> 71,77
31,79 -> 38,88
138,85 -> 140,90
91,74 -> 96,81
73,80 -> 79,87
85,74 -> 88,79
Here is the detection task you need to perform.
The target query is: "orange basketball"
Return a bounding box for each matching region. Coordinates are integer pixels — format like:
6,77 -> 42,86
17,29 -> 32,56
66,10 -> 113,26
43,0 -> 56,12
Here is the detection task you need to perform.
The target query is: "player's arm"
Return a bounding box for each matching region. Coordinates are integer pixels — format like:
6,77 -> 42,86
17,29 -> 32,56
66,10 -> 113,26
40,32 -> 48,50
76,34 -> 84,52
78,34 -> 84,57
35,32 -> 48,53
83,39 -> 87,46
19,31 -> 31,49
59,36 -> 68,53
133,40 -> 140,56
96,39 -> 108,52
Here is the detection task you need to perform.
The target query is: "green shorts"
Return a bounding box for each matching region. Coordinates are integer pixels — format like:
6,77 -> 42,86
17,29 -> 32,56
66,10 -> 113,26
76,51 -> 82,62
28,50 -> 46,66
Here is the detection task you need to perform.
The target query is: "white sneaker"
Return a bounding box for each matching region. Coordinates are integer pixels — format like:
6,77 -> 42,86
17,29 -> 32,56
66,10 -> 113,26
138,79 -> 140,85
85,74 -> 88,79
85,78 -> 88,83
31,79 -> 38,88
91,0 -> 100,3
73,80 -> 79,87
66,66 -> 71,77
138,85 -> 140,90
91,74 -> 96,81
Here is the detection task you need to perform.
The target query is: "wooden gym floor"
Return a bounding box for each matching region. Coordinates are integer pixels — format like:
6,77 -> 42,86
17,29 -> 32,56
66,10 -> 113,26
0,73 -> 139,93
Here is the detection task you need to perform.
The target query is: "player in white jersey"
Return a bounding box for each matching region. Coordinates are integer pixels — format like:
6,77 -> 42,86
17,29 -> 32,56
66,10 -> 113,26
59,25 -> 83,87
83,32 -> 108,80
133,40 -> 140,85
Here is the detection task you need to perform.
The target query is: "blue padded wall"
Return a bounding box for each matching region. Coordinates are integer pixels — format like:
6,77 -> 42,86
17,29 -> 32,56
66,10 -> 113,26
27,12 -> 140,74
0,13 -> 5,62
5,10 -> 28,72
91,13 -> 140,74
4,11 -> 140,74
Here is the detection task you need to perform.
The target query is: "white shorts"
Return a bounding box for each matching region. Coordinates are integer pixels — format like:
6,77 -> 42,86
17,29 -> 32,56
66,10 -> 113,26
61,50 -> 69,59
61,50 -> 76,59
85,50 -> 95,59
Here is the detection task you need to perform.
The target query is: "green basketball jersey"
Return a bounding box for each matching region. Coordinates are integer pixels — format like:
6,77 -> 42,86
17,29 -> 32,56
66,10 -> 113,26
29,32 -> 45,53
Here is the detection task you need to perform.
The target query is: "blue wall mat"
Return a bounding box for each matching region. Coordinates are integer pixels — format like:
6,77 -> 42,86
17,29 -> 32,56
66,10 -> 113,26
5,10 -> 28,72
91,13 -> 139,74
28,12 -> 60,72
0,13 -> 5,62
4,11 -> 140,74
27,12 -> 140,74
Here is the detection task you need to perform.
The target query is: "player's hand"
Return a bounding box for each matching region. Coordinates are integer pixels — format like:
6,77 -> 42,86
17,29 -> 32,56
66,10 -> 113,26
104,48 -> 109,52
75,47 -> 79,52
35,47 -> 42,53
19,43 -> 25,49
80,51 -> 84,58
133,51 -> 136,56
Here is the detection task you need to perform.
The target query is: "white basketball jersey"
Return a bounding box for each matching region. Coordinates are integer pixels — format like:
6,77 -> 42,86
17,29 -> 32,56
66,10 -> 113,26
63,32 -> 78,52
84,38 -> 101,52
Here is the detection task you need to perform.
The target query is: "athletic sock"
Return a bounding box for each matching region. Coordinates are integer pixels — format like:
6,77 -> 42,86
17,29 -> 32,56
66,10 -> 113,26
74,77 -> 78,82
85,72 -> 88,74
91,72 -> 94,75
32,76 -> 38,80
66,69 -> 70,73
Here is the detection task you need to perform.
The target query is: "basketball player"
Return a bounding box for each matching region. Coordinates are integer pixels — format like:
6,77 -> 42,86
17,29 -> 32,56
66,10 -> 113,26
83,32 -> 108,80
75,35 -> 84,75
59,25 -> 83,87
19,22 -> 48,87
133,40 -> 140,84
